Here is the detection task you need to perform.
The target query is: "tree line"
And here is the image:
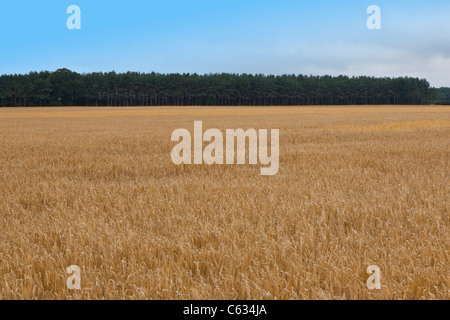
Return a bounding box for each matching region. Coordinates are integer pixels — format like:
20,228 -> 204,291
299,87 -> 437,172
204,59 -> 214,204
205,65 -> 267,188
433,87 -> 450,105
0,69 -> 436,107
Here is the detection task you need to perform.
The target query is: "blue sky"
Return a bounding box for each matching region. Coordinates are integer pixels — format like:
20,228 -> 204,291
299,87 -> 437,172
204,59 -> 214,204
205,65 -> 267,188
1,0 -> 450,87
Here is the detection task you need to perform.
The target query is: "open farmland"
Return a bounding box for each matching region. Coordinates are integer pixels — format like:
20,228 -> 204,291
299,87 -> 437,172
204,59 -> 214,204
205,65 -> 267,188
0,106 -> 448,299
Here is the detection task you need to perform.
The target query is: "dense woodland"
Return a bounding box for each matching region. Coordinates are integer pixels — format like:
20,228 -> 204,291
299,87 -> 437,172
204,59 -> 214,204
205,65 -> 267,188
0,69 -> 441,107
433,87 -> 450,105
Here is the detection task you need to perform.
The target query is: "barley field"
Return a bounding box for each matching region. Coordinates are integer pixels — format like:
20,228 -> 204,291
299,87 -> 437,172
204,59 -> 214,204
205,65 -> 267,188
0,106 -> 448,300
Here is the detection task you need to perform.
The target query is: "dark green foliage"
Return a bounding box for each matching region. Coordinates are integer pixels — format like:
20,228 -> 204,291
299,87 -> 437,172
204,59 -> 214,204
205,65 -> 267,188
434,101 -> 450,105
0,69 -> 434,107
432,87 -> 450,105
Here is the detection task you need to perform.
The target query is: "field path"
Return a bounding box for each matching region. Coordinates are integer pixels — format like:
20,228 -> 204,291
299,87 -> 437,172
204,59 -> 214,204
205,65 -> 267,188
0,105 -> 449,119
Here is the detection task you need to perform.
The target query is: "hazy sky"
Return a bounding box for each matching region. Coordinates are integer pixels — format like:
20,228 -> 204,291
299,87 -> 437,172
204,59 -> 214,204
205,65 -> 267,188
1,0 -> 450,87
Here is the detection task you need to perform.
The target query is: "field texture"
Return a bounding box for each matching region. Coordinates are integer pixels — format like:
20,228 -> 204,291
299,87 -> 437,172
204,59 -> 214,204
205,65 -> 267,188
0,106 -> 448,299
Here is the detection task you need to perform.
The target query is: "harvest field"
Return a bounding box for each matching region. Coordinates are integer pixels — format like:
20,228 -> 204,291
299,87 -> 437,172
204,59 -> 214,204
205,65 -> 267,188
0,106 -> 448,300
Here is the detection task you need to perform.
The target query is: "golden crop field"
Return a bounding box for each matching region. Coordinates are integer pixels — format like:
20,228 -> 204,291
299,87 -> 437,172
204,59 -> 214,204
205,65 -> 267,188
0,106 -> 448,300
